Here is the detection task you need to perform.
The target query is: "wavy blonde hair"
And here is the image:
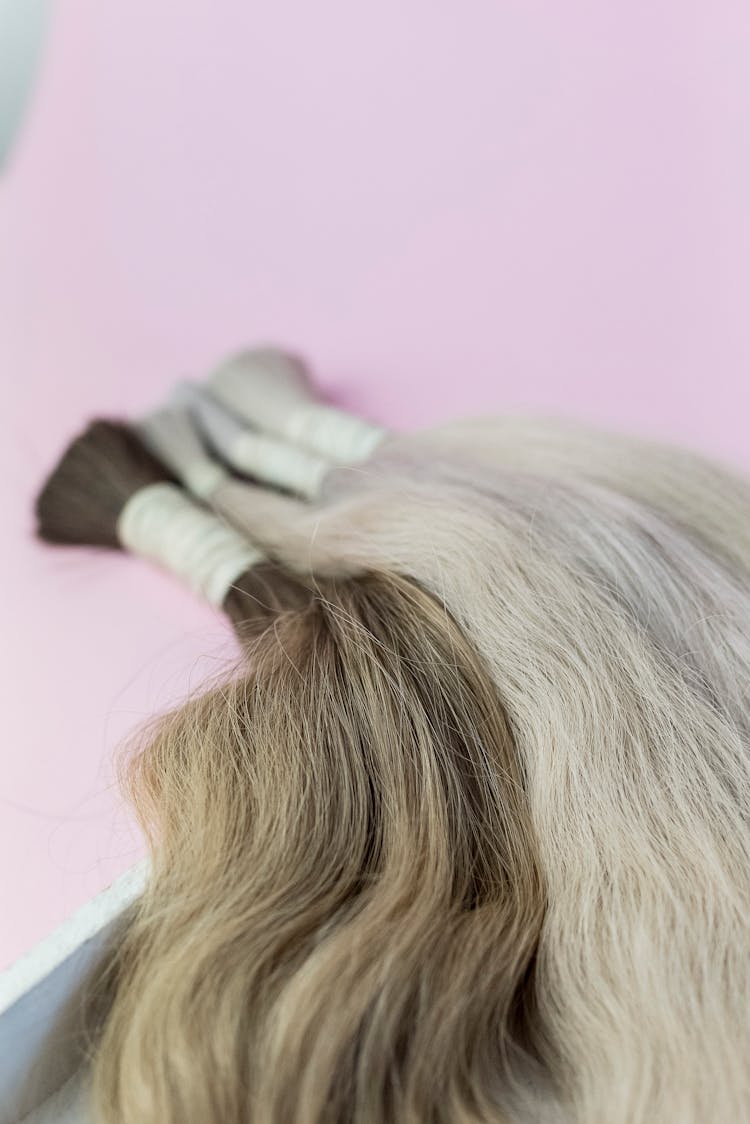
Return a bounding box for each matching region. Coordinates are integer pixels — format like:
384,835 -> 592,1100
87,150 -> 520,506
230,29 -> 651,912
90,418 -> 750,1124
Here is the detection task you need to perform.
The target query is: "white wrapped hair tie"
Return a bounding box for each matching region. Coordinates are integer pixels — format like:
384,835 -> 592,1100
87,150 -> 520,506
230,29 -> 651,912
137,405 -> 229,501
178,384 -> 331,499
117,483 -> 261,605
207,348 -> 386,465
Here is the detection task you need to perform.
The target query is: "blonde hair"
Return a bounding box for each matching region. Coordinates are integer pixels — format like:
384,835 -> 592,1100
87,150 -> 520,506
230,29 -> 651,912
89,418 -> 750,1123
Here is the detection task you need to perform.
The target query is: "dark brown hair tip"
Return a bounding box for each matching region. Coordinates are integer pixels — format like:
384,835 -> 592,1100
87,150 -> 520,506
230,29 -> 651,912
35,418 -> 175,549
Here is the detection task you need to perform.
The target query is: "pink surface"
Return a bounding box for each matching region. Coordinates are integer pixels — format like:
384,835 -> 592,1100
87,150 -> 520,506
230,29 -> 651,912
2,0 -> 750,968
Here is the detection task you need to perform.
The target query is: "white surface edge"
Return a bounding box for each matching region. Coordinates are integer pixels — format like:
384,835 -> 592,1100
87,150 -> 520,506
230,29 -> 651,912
0,860 -> 148,1018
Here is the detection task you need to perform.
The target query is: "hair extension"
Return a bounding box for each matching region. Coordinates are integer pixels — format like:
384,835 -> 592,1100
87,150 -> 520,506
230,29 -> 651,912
138,345 -> 386,505
37,412 -> 750,1123
139,391 -> 334,502
207,347 -> 385,463
180,404 -> 750,586
91,570 -> 546,1124
37,419 -> 547,1121
159,423 -> 750,1122
177,384 -> 333,500
35,418 -> 307,638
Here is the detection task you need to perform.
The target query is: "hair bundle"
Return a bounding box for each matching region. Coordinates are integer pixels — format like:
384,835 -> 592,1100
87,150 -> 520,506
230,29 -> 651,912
35,352 -> 750,1124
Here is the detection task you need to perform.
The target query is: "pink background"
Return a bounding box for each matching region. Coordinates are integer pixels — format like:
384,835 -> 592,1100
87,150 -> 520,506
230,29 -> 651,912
2,0 -> 750,967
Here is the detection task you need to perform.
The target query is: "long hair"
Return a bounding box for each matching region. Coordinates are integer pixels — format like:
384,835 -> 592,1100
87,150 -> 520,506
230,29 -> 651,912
90,418 -> 750,1123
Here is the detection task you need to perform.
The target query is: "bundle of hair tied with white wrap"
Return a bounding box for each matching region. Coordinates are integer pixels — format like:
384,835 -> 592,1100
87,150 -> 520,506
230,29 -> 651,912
35,345 -> 750,1124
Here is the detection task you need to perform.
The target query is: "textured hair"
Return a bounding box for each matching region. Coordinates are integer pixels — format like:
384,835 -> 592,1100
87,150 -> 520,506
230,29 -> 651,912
89,418 -> 750,1124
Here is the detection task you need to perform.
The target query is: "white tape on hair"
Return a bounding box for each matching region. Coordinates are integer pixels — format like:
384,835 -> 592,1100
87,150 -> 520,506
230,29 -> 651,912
185,386 -> 330,498
229,432 -> 330,498
137,407 -> 229,501
117,483 -> 260,605
180,459 -> 228,501
282,404 -> 385,464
